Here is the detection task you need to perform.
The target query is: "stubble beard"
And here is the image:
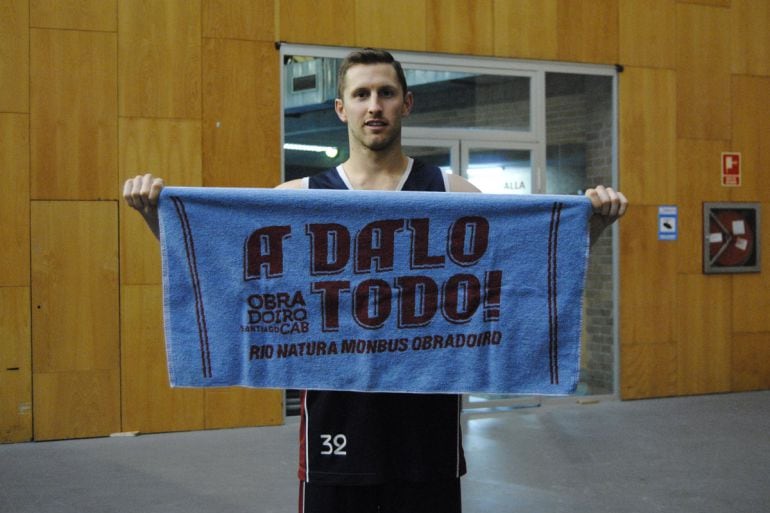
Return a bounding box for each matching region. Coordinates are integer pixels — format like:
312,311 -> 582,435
354,123 -> 401,154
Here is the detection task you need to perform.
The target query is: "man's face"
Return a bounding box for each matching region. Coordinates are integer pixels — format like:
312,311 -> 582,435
335,63 -> 413,153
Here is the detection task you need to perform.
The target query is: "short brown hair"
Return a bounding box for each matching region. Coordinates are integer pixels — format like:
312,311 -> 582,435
336,48 -> 408,100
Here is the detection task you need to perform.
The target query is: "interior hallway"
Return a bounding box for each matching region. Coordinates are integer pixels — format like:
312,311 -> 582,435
1,391 -> 767,513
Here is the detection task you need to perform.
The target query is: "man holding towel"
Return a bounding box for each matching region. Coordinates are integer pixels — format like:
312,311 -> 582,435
124,48 -> 627,513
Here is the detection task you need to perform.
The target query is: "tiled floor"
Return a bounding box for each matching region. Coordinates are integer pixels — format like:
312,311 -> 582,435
1,391 -> 768,513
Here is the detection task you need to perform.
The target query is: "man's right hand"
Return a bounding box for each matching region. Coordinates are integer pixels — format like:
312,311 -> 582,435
123,173 -> 165,239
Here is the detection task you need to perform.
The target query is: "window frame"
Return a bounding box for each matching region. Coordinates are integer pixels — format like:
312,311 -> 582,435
279,44 -> 617,195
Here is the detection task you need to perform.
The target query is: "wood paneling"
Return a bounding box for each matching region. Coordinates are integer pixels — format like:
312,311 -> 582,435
730,76 -> 770,203
30,0 -> 116,31
619,67 -> 676,205
620,342 -> 678,399
118,0 -> 201,119
676,3 -> 731,140
557,0 -> 619,64
732,270 -> 770,333
674,202 -> 706,275
278,0 -> 355,46
731,246 -> 770,333
427,0 -> 493,56
0,0 -> 29,113
0,287 -> 32,443
205,388 -> 283,429
202,39 -> 280,187
355,0 -> 426,51
675,139 -> 731,209
31,201 -> 120,440
119,118 -> 202,285
619,206 -> 677,344
731,332 -> 770,392
202,0 -> 274,41
30,29 -> 117,200
731,0 -> 770,76
33,370 -> 120,441
121,285 -> 205,433
677,0 -> 731,7
32,201 -> 119,373
619,0 -> 676,68
676,3 -> 732,72
0,114 -> 29,286
675,274 -> 732,395
494,0 -> 558,60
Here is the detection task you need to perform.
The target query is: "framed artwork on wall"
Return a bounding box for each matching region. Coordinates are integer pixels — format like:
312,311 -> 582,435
703,202 -> 761,274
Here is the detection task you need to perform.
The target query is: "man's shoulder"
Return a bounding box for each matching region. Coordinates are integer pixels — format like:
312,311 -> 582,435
411,158 -> 441,173
404,158 -> 447,192
409,158 -> 480,193
308,166 -> 347,190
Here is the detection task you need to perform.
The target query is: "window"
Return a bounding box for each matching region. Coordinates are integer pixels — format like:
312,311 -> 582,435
280,45 -> 618,400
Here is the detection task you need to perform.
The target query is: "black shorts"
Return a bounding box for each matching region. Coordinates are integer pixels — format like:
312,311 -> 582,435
300,391 -> 465,484
299,478 -> 462,513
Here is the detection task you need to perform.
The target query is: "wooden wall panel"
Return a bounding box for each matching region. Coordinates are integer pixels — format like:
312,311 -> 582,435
202,0 -> 275,41
620,342 -> 678,399
556,0 -> 619,64
674,202 -> 706,275
676,4 -> 731,140
730,76 -> 770,203
619,67 -> 676,205
278,0 -> 356,46
30,0 -> 116,31
31,201 -> 119,373
619,206 -> 677,344
493,0 -> 557,60
31,201 -> 120,440
122,285 -> 205,433
0,114 -> 29,286
618,0 -> 676,69
678,0 -> 731,7
732,267 -> 770,334
119,118 -> 202,285
675,274 -> 732,395
202,39 -> 280,187
675,139 -> 731,207
426,0 -> 493,56
34,370 -> 120,441
355,0 -> 426,51
30,29 -> 117,200
0,287 -> 32,443
731,204 -> 770,333
674,140 -> 731,276
731,332 -> 770,392
118,0 -> 201,119
204,388 -> 283,429
0,0 -> 29,113
730,0 -> 770,76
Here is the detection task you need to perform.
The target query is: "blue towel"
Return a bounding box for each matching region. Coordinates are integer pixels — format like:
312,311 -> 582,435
159,187 -> 592,395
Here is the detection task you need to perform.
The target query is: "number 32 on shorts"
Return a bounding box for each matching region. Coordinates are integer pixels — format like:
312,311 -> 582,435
319,433 -> 347,455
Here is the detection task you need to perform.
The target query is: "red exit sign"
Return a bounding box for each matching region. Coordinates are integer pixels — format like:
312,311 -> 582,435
721,152 -> 741,187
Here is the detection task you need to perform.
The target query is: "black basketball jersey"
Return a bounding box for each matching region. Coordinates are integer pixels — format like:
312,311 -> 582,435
299,158 -> 466,485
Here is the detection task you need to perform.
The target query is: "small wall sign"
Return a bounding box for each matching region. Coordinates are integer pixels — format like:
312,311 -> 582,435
658,205 -> 678,241
721,152 -> 741,187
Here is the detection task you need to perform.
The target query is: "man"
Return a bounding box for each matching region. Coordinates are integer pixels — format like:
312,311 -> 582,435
124,48 -> 628,513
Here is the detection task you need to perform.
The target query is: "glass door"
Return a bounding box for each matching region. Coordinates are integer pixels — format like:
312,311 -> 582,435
462,142 -> 540,194
402,136 -> 542,414
403,134 -> 542,195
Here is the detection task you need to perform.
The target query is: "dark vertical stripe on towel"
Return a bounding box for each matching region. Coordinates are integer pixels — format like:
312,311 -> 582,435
170,196 -> 213,379
547,202 -> 564,385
